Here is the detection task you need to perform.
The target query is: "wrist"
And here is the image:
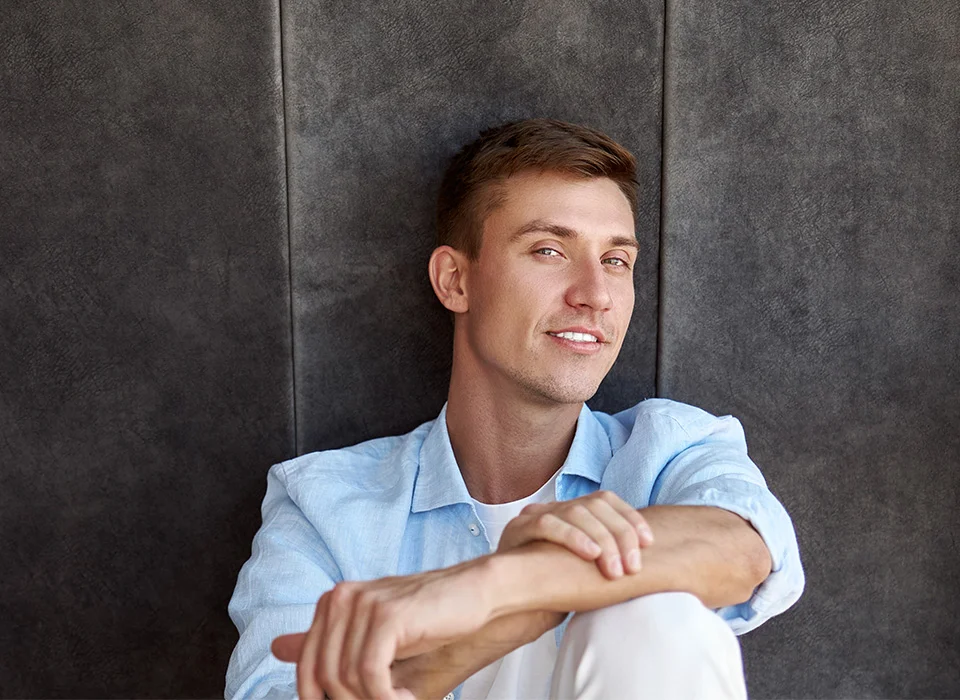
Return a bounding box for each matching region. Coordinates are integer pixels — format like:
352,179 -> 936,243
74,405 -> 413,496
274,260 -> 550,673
441,553 -> 511,628
482,549 -> 538,619
391,645 -> 454,699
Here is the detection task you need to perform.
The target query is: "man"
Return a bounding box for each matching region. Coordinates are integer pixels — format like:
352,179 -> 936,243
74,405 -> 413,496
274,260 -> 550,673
226,119 -> 804,699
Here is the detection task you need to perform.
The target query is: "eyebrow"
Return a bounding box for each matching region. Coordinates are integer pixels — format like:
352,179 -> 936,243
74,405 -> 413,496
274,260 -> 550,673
509,218 -> 640,251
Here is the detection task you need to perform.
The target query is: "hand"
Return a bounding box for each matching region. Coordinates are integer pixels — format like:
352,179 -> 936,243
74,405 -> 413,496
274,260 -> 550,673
273,634 -> 421,700
271,560 -> 495,700
497,490 -> 654,579
274,609 -> 565,700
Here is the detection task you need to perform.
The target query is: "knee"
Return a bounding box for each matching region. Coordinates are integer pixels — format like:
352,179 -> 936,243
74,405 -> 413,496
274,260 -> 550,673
566,591 -> 739,663
555,593 -> 746,699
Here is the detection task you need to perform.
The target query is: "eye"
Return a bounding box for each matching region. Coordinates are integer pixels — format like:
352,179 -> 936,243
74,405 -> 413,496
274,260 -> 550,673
534,247 -> 562,258
603,256 -> 632,269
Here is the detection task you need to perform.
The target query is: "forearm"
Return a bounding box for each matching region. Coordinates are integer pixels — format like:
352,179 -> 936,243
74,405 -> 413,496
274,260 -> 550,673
391,505 -> 770,696
391,609 -> 565,698
489,505 -> 772,617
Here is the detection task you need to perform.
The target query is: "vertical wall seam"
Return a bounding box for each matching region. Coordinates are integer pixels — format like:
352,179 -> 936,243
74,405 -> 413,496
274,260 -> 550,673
655,0 -> 670,398
277,0 -> 299,454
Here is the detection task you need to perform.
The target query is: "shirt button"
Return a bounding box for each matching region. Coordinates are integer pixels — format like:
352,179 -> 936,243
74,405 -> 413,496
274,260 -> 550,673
444,694 -> 455,700
468,523 -> 480,536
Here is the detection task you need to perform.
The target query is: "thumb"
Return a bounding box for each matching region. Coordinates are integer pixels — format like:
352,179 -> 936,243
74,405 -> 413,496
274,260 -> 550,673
271,632 -> 307,662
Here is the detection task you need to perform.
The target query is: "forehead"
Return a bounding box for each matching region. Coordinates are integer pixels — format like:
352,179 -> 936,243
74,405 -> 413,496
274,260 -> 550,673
481,171 -> 636,247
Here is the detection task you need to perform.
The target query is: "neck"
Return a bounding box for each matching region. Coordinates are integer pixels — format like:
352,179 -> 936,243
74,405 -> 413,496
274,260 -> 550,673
445,362 -> 582,505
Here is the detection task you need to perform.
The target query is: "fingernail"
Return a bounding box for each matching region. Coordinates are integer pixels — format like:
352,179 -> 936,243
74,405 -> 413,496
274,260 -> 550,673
638,523 -> 654,543
610,557 -> 623,576
587,540 -> 602,556
627,549 -> 641,572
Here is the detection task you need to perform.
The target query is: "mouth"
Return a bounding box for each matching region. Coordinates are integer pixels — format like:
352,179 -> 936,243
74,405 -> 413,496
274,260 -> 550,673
546,327 -> 607,344
548,331 -> 601,343
545,328 -> 608,355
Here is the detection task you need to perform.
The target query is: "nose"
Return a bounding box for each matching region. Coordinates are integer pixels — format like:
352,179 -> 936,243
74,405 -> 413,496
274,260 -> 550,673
564,259 -> 613,311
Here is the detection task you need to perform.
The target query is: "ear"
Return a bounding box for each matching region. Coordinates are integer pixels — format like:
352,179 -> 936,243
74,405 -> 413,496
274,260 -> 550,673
428,245 -> 470,314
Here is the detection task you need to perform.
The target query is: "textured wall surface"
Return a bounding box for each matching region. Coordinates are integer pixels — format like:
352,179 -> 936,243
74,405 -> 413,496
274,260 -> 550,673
660,1 -> 960,697
3,0 -> 959,697
0,1 -> 293,696
282,0 -> 664,454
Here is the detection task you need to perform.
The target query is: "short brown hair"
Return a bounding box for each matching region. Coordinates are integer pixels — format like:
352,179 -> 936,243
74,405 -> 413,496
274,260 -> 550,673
436,118 -> 638,259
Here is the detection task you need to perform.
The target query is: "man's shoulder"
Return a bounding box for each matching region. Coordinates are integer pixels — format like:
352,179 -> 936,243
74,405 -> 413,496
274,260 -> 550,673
593,398 -> 754,504
272,419 -> 435,494
591,398 -> 749,469
597,397 -> 734,438
251,419 -> 440,584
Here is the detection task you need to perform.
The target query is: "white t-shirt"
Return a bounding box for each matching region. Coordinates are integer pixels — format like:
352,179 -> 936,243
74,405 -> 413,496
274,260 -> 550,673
460,469 -> 562,700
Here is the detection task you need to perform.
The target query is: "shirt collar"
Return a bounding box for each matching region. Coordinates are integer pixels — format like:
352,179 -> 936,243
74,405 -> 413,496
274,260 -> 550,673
411,403 -> 611,513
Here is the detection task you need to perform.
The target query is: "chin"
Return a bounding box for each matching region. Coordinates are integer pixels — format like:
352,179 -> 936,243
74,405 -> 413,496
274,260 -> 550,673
520,376 -> 603,406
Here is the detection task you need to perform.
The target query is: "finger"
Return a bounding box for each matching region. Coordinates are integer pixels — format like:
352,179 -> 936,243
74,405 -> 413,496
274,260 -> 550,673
298,594 -> 329,700
320,583 -> 360,700
342,592 -> 377,698
497,506 -> 550,553
271,632 -> 307,662
361,603 -> 404,700
562,502 -> 628,578
526,511 -> 604,560
596,490 -> 655,546
519,501 -> 548,516
589,497 -> 644,574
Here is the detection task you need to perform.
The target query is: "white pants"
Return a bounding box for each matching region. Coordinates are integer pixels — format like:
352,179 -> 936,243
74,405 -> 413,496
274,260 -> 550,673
549,592 -> 748,700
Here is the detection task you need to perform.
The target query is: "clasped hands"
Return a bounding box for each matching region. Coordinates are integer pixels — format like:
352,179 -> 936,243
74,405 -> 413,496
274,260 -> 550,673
271,490 -> 654,700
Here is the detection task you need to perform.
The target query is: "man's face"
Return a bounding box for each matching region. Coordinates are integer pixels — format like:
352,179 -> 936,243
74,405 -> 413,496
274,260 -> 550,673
457,170 -> 637,405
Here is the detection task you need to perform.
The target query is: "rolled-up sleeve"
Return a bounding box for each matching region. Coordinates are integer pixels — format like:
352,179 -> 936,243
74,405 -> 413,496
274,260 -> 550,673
226,464 -> 341,699
609,401 -> 804,635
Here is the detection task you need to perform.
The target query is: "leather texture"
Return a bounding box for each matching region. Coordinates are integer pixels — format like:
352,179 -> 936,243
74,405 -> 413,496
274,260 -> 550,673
659,1 -> 960,697
2,0 -> 959,696
0,1 -> 292,696
282,0 -> 663,454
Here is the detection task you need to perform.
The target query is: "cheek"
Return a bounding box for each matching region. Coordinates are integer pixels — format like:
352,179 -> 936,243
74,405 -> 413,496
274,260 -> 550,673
471,272 -> 531,334
611,280 -> 635,317
490,268 -> 547,312
471,260 -> 560,336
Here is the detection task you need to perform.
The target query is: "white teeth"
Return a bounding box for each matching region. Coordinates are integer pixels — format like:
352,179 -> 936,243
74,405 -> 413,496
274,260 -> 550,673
550,331 -> 599,343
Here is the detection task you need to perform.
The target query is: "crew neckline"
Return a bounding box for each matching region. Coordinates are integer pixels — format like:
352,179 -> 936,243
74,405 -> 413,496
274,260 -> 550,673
471,466 -> 561,518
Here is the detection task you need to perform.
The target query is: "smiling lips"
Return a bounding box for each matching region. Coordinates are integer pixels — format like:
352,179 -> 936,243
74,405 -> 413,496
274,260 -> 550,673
548,331 -> 600,343
546,329 -> 607,354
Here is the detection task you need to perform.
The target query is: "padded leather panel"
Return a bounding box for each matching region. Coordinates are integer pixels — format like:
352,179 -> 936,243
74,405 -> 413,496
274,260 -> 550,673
660,1 -> 960,696
0,2 -> 292,696
282,0 -> 664,453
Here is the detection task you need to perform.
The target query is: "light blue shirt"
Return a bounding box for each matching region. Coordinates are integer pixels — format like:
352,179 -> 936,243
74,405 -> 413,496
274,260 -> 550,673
226,399 -> 804,699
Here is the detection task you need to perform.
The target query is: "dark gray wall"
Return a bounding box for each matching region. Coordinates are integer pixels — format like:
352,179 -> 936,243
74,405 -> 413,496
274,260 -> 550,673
0,1 -> 292,697
2,0 -> 958,697
660,1 -> 960,697
283,0 -> 663,454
